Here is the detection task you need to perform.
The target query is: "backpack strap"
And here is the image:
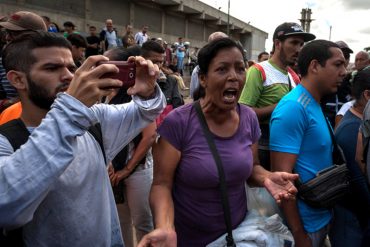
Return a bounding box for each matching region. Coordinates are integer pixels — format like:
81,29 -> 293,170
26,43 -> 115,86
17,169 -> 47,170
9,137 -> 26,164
253,63 -> 266,82
0,118 -> 29,247
0,120 -> 106,246
287,67 -> 301,84
0,119 -> 30,151
88,123 -> 107,164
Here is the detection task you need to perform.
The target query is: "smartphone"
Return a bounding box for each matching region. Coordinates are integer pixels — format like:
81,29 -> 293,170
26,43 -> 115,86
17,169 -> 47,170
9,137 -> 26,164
98,61 -> 136,88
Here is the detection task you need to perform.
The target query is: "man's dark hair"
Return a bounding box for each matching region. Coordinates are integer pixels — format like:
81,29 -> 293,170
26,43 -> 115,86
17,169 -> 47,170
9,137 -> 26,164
352,69 -> 370,101
2,31 -> 72,73
298,39 -> 340,77
141,40 -> 165,58
198,37 -> 245,76
42,16 -> 50,22
258,51 -> 269,60
67,33 -> 87,48
104,45 -> 141,61
89,26 -> 96,30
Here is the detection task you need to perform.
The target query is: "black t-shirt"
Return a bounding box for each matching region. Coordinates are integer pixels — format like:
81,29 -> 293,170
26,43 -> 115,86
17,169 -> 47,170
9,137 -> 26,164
85,35 -> 100,57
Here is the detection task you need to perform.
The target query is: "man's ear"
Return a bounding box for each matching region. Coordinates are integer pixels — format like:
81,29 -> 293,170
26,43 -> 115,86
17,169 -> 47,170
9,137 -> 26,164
6,70 -> 27,90
309,59 -> 320,75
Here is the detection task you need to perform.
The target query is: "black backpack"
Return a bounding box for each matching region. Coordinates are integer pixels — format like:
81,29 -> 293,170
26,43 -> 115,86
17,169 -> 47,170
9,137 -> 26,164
0,119 -> 105,246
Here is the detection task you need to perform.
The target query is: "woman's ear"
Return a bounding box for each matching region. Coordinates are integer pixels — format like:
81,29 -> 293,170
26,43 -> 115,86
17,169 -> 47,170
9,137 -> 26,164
7,70 -> 27,90
199,74 -> 207,88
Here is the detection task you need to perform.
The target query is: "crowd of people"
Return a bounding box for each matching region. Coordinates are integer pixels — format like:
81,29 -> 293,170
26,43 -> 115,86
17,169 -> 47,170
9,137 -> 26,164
0,9 -> 370,247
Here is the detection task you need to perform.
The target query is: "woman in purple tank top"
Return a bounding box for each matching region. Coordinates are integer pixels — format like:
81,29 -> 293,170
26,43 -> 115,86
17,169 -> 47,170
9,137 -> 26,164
138,38 -> 299,247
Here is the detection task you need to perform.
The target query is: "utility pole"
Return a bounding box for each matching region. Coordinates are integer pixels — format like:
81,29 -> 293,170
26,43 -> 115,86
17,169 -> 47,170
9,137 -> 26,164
329,25 -> 332,41
299,8 -> 314,32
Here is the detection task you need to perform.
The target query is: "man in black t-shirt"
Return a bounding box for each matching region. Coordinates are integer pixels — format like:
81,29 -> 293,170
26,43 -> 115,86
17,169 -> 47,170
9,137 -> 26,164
85,26 -> 100,57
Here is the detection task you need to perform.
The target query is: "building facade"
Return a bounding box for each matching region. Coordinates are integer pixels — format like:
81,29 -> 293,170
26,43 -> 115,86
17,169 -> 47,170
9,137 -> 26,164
0,0 -> 268,60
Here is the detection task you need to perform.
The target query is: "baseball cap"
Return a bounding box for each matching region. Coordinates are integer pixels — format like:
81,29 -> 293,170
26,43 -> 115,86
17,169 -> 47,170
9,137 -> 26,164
335,41 -> 353,54
0,11 -> 47,31
273,22 -> 315,42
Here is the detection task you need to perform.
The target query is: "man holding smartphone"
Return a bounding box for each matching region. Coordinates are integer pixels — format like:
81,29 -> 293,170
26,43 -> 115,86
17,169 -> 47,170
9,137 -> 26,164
0,31 -> 165,246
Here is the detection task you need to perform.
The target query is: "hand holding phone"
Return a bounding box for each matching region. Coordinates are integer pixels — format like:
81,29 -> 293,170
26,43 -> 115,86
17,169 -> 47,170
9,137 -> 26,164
98,61 -> 136,88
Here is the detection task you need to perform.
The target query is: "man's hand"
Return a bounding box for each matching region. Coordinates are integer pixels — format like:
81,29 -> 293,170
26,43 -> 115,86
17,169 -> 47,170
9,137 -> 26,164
264,172 -> 299,205
66,55 -> 122,107
137,228 -> 177,247
126,56 -> 159,98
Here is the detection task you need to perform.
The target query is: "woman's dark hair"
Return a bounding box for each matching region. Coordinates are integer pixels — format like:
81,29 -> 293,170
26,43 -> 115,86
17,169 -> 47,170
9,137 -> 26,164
194,38 -> 245,99
297,39 -> 339,77
352,69 -> 370,101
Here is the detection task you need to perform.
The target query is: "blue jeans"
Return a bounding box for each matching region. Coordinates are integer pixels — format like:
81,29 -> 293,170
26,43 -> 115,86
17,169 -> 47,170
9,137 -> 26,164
329,204 -> 363,247
177,56 -> 184,74
308,223 -> 330,247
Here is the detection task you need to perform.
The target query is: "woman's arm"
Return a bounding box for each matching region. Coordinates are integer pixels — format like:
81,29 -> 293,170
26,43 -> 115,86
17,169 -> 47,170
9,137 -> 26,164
247,143 -> 298,204
138,137 -> 179,247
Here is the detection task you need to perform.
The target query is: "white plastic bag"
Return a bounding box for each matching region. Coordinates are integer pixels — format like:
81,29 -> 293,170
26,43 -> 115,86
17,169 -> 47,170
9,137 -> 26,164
246,185 -> 283,218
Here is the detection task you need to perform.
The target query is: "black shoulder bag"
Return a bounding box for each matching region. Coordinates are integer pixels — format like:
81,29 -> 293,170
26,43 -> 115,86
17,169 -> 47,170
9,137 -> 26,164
193,101 -> 236,247
296,117 -> 350,208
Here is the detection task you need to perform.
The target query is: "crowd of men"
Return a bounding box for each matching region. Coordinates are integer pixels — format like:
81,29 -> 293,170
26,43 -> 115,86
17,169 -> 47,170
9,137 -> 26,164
0,9 -> 370,247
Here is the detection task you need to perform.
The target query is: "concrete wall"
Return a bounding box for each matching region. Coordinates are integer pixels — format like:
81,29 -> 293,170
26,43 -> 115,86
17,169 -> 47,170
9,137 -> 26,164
0,0 -> 268,59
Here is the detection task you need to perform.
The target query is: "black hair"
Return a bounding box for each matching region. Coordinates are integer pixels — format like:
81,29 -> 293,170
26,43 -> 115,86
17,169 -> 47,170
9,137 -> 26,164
352,69 -> 370,101
258,51 -> 269,60
198,38 -> 245,76
194,38 -> 244,100
104,45 -> 141,61
67,33 -> 87,48
141,40 -> 165,58
297,39 -> 340,77
89,26 -> 96,30
42,16 -> 50,22
2,30 -> 72,73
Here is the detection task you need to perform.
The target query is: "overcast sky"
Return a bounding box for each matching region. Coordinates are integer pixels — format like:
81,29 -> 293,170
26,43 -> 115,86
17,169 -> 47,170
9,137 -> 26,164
200,0 -> 370,62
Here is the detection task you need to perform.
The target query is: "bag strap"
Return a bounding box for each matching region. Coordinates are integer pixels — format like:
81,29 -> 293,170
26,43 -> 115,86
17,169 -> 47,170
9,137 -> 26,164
324,117 -> 346,165
88,123 -> 107,164
193,101 -> 236,247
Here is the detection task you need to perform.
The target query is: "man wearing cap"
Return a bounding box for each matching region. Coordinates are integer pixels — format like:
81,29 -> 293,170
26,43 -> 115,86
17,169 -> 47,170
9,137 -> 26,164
0,11 -> 47,111
239,22 -> 315,169
321,40 -> 353,127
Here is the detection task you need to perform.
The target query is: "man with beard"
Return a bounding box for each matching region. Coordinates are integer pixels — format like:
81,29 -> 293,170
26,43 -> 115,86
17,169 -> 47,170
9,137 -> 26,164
0,31 -> 165,246
270,40 -> 347,247
239,22 -> 315,169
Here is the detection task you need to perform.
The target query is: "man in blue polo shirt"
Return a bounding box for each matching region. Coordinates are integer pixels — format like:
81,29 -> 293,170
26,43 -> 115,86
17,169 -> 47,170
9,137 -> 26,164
270,40 -> 347,247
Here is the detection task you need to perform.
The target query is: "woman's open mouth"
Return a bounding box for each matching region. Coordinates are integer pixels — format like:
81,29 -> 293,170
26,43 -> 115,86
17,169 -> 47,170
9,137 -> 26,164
223,88 -> 238,104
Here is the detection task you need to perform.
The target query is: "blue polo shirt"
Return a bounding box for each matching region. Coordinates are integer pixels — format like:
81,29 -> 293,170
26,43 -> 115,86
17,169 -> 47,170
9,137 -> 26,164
270,84 -> 332,233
